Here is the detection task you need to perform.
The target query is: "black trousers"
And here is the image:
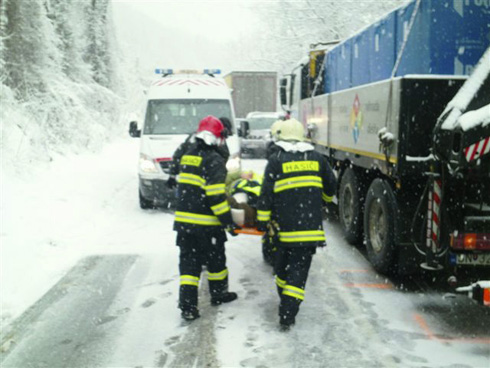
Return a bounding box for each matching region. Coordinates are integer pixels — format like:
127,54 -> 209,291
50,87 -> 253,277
176,230 -> 229,311
274,246 -> 316,321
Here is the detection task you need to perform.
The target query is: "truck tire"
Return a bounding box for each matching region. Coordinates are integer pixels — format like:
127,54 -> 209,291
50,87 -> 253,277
338,168 -> 365,245
363,179 -> 398,274
139,190 -> 153,210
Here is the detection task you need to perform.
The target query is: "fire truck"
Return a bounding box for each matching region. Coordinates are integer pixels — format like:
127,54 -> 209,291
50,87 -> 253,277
279,0 -> 489,303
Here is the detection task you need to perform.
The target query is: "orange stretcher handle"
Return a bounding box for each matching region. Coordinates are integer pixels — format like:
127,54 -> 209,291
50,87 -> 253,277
234,227 -> 265,236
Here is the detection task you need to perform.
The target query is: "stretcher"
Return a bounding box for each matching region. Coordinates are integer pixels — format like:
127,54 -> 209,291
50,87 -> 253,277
234,227 -> 264,236
230,191 -> 264,235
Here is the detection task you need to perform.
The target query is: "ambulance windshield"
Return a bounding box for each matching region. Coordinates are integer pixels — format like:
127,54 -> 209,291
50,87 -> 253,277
144,99 -> 233,135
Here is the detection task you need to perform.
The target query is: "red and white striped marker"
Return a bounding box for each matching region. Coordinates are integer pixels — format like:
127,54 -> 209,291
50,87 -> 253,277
426,180 -> 442,252
465,136 -> 490,162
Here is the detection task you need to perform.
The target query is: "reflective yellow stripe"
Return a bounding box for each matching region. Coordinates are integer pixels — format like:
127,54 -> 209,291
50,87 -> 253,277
282,284 -> 305,300
275,276 -> 286,288
178,173 -> 205,187
242,186 -> 261,196
180,275 -> 200,287
207,268 -> 229,281
278,230 -> 325,242
211,200 -> 231,216
205,183 -> 226,196
322,192 -> 333,203
257,210 -> 271,222
180,155 -> 202,166
282,160 -> 319,173
274,175 -> 322,193
175,211 -> 221,226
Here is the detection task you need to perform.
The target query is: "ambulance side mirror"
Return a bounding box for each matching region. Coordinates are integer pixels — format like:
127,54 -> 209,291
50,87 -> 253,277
129,121 -> 141,138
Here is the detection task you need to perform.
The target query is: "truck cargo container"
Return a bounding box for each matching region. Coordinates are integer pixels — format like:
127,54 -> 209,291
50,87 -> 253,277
280,0 -> 490,292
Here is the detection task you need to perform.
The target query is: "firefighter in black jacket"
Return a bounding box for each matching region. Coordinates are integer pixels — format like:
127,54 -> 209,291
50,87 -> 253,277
174,116 -> 240,321
257,118 -> 337,330
167,117 -> 232,189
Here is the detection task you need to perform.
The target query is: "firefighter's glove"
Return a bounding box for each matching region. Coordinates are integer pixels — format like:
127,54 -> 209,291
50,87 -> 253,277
226,223 -> 241,237
257,222 -> 268,233
166,176 -> 177,189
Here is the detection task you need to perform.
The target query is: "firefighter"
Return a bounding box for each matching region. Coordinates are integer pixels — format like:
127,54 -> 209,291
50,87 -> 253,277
257,118 -> 337,330
174,115 -> 241,321
167,117 -> 232,189
261,119 -> 285,265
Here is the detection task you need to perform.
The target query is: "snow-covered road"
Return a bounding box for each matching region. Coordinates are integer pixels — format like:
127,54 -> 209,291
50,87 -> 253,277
1,138 -> 489,367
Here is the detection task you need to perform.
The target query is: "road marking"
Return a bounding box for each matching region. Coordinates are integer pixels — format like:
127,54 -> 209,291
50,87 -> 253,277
339,269 -> 370,273
343,283 -> 394,289
413,313 -> 490,345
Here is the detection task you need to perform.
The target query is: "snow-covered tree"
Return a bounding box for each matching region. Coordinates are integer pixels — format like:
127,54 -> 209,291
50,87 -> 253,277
3,0 -> 62,98
84,0 -> 114,88
47,0 -> 91,82
251,0 -> 406,73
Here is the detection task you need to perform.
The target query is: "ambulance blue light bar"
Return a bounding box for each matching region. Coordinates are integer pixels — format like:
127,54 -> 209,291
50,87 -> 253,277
203,69 -> 221,75
154,69 -> 221,75
155,68 -> 173,75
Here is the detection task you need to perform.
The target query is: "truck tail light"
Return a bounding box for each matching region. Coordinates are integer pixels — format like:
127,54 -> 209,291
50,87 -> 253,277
484,288 -> 490,307
464,234 -> 477,249
450,233 -> 490,250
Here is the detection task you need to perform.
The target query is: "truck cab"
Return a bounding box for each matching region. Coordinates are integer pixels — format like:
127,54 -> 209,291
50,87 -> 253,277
129,69 -> 240,209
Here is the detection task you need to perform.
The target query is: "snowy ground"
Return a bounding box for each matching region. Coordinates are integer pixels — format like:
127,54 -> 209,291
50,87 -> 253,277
1,138 -> 489,367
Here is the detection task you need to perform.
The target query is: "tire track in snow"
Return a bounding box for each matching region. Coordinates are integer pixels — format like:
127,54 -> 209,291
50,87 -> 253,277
168,281 -> 220,367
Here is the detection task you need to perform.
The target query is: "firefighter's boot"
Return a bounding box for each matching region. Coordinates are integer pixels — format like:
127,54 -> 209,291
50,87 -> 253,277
211,291 -> 238,306
180,307 -> 200,321
279,315 -> 295,331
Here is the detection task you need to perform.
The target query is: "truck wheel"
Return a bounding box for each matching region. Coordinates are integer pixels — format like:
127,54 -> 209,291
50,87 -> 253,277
363,179 -> 398,274
339,168 -> 365,245
139,190 -> 153,210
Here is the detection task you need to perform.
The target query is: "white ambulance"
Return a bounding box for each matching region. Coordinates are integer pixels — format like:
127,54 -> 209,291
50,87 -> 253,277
129,69 -> 241,209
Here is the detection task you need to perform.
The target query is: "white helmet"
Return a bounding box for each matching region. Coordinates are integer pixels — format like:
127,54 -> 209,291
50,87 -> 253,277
270,119 -> 283,141
277,118 -> 304,142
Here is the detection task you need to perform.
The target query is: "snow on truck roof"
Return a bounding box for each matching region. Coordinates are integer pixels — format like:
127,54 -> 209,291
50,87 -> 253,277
441,47 -> 490,131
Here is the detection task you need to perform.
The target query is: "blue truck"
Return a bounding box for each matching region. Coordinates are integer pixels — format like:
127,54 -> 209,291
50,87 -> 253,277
280,0 -> 490,293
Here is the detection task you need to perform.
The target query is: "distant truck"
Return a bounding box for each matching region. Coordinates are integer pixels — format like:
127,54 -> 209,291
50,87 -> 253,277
224,71 -> 278,118
280,0 -> 490,283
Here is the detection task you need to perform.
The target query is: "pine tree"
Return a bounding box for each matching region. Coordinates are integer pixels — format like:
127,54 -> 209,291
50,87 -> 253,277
85,0 -> 112,88
3,0 -> 62,98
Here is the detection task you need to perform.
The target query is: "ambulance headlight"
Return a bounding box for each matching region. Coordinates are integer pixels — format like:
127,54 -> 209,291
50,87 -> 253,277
139,154 -> 159,173
226,155 -> 241,173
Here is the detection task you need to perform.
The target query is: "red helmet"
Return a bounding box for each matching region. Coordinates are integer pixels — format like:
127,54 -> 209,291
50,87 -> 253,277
197,115 -> 224,138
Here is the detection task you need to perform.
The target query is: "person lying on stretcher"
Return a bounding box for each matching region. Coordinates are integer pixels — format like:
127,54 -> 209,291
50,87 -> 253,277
226,170 -> 262,227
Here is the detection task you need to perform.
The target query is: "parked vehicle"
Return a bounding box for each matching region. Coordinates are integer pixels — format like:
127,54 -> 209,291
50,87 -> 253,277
129,69 -> 240,209
224,71 -> 277,118
239,111 -> 285,158
280,0 -> 490,285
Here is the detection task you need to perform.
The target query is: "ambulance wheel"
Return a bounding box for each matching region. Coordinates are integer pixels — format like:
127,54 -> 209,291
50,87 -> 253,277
339,168 -> 365,245
364,179 -> 398,274
139,190 -> 153,210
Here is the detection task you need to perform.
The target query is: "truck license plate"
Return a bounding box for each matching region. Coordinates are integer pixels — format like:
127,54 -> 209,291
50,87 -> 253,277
455,253 -> 490,266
